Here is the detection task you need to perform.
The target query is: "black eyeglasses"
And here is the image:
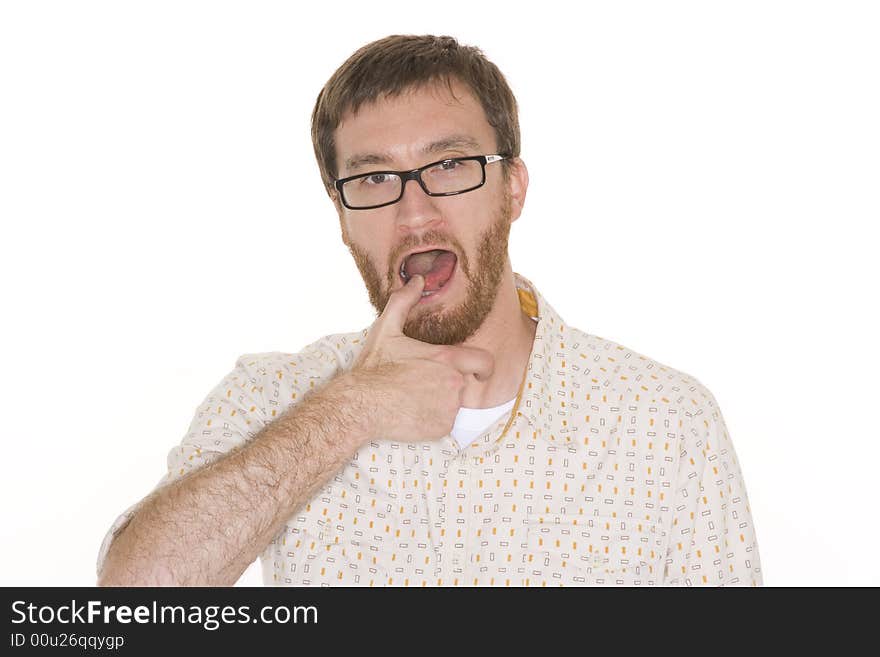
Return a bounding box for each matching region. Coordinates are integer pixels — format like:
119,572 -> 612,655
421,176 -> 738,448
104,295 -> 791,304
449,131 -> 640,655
333,154 -> 508,210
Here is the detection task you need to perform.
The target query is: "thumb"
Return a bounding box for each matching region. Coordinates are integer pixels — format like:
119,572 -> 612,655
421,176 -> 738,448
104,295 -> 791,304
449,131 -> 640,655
381,274 -> 425,333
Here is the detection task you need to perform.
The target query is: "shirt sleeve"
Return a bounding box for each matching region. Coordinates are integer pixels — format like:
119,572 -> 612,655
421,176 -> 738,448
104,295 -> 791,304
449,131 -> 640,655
95,340 -> 345,580
663,381 -> 764,586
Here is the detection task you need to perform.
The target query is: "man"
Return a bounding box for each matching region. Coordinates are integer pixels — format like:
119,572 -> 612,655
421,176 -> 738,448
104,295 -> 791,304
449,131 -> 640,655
97,34 -> 763,587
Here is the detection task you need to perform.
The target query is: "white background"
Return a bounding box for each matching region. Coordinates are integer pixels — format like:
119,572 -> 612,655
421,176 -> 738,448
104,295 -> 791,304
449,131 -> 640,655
1,1 -> 877,586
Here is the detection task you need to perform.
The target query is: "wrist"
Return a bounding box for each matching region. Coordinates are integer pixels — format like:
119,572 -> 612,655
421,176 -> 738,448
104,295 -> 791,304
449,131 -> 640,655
321,370 -> 379,447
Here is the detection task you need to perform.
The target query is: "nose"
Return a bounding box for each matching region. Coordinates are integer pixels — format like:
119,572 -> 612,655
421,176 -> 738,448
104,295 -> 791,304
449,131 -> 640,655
394,176 -> 442,231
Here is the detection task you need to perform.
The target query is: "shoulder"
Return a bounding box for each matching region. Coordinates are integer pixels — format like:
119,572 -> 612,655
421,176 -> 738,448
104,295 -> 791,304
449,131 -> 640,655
233,328 -> 370,381
562,324 -> 720,421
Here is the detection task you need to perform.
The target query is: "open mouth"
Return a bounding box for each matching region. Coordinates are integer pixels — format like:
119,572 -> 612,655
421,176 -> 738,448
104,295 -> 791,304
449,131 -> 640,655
399,248 -> 458,300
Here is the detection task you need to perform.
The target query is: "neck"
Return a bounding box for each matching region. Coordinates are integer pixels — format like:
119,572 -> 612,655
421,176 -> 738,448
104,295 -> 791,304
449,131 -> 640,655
458,262 -> 537,409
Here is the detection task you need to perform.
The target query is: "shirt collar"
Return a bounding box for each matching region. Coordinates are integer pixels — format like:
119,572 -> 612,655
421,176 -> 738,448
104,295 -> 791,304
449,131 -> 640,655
454,272 -> 570,459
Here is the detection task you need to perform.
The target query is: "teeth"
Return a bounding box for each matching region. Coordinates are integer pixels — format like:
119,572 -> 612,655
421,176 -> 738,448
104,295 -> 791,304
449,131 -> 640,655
420,291 -> 435,297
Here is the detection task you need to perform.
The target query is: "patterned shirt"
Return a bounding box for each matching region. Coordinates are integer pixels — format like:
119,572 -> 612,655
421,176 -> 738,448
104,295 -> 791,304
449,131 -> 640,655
97,272 -> 763,586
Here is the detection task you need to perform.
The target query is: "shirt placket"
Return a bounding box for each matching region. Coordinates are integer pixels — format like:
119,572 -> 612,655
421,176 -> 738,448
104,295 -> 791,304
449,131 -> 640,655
449,448 -> 472,585
428,438 -> 459,585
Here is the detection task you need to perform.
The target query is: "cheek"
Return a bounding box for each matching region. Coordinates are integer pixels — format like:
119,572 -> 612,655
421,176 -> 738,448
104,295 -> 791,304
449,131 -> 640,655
346,228 -> 395,275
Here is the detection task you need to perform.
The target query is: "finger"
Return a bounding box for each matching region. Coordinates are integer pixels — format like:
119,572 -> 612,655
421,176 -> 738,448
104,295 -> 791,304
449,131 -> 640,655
378,273 -> 425,334
444,345 -> 495,382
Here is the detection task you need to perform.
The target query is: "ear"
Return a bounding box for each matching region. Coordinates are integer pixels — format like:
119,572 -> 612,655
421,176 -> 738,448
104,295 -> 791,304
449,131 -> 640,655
506,157 -> 529,223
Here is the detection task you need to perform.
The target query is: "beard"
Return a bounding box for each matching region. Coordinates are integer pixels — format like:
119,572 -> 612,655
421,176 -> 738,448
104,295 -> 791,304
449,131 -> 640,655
345,193 -> 512,346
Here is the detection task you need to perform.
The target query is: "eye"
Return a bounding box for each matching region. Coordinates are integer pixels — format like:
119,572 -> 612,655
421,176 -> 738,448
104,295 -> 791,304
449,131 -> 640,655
361,173 -> 394,186
427,159 -> 463,175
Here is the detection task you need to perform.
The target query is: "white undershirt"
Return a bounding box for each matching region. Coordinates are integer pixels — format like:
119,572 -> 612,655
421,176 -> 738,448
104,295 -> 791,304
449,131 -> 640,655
450,397 -> 517,449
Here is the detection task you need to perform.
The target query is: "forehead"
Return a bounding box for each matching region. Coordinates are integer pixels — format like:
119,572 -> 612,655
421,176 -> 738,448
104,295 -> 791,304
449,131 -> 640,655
334,78 -> 497,175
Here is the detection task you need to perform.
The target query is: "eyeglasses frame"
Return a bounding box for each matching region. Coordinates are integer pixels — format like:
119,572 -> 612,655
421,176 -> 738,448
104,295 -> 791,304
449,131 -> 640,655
333,154 -> 508,210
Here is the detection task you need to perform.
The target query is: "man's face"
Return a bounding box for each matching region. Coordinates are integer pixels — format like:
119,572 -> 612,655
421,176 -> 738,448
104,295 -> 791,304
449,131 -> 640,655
332,78 -> 525,345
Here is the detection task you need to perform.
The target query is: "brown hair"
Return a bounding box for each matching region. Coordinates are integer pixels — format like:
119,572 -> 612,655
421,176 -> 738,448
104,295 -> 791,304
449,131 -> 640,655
310,34 -> 520,197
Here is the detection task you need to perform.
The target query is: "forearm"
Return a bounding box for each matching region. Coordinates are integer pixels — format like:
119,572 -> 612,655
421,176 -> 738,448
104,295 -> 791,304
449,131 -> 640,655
98,371 -> 373,586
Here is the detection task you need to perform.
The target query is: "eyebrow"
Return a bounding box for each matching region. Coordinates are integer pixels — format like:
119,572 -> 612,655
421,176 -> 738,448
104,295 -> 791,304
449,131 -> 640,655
342,135 -> 483,174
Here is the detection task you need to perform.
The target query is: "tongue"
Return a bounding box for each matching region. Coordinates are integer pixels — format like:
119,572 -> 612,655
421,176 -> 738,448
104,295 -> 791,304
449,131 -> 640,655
403,249 -> 457,292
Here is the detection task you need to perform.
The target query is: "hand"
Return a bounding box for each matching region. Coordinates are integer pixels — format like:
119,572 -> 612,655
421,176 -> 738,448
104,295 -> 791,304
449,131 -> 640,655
349,274 -> 495,442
